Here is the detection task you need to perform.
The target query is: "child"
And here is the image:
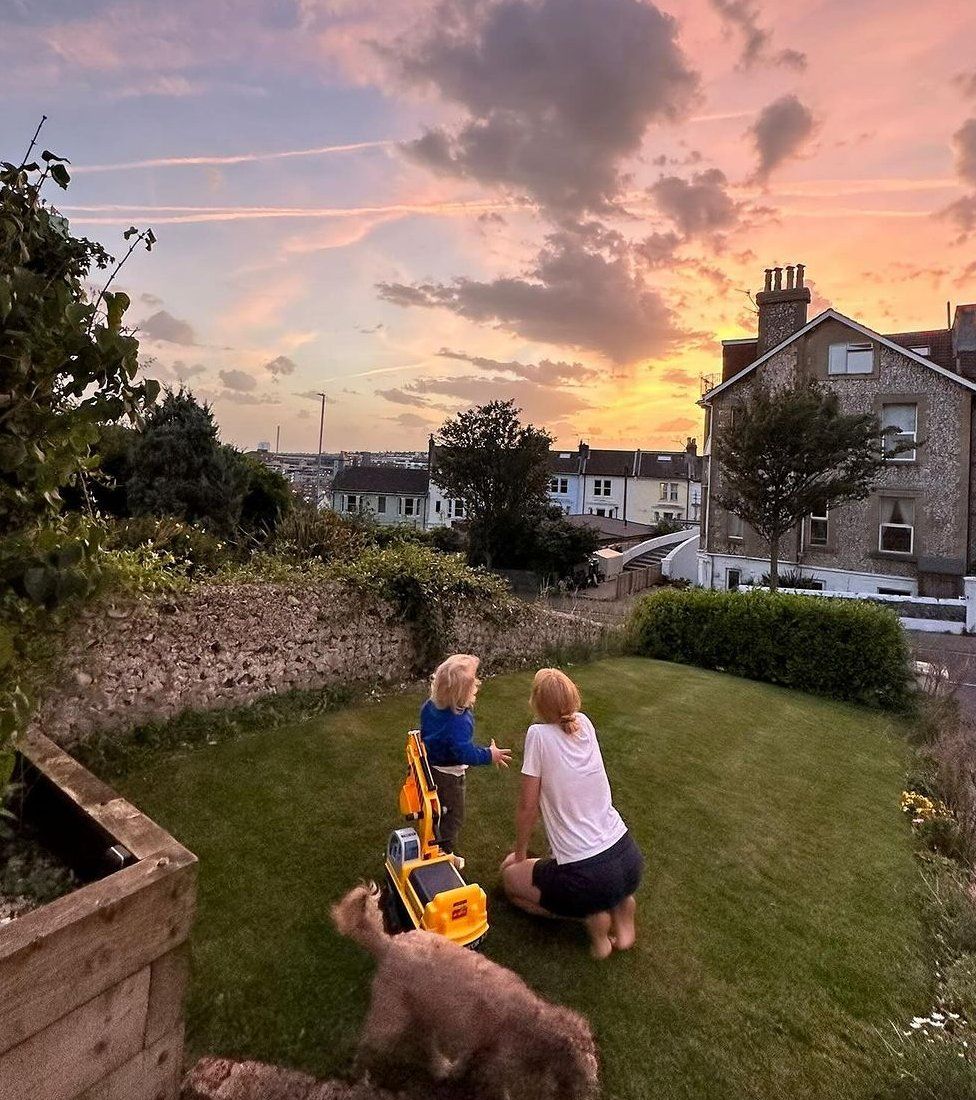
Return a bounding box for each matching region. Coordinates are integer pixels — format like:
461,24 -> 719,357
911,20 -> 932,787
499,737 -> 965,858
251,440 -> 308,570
420,654 -> 511,857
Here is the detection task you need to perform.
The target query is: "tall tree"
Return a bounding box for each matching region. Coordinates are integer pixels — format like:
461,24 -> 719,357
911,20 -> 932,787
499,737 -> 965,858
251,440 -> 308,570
128,389 -> 245,535
432,400 -> 553,568
713,380 -> 908,590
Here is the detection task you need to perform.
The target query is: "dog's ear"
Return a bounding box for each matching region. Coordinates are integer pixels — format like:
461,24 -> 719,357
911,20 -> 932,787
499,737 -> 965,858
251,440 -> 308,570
365,880 -> 380,898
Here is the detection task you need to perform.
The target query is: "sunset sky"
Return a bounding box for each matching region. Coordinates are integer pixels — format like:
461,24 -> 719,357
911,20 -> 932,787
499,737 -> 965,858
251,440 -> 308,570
3,0 -> 976,452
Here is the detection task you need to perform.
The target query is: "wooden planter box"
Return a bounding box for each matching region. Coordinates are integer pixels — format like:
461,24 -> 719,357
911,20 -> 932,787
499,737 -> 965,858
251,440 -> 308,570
0,731 -> 197,1100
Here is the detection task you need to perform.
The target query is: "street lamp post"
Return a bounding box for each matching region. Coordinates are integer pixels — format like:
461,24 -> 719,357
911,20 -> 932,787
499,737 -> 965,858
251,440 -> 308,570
315,392 -> 326,510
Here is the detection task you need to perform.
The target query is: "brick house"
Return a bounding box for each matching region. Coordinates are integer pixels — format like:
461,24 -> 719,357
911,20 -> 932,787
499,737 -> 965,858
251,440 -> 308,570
699,264 -> 976,596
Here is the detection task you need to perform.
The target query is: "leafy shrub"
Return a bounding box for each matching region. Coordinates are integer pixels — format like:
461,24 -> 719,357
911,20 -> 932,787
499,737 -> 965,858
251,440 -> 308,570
100,516 -> 231,573
627,587 -> 912,709
332,543 -> 511,670
269,503 -> 371,562
758,568 -> 824,590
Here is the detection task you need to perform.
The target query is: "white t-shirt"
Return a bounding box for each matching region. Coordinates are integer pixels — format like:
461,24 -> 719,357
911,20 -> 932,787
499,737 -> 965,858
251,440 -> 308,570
521,713 -> 627,865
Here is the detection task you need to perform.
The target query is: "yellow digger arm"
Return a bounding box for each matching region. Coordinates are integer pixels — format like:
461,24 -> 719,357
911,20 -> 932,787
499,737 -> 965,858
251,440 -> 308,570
398,731 -> 444,859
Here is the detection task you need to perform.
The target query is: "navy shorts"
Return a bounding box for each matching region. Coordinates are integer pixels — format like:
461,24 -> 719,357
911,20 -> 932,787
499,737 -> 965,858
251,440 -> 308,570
532,831 -> 644,919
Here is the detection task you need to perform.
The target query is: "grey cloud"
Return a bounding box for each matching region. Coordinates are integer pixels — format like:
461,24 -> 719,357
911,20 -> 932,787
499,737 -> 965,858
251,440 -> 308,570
389,411 -> 437,430
953,119 -> 976,187
940,195 -> 976,239
376,388 -> 435,408
170,359 -> 207,378
140,309 -> 196,345
404,375 -> 593,421
378,228 -> 682,364
709,0 -> 806,70
634,231 -> 682,268
218,368 -> 258,392
749,94 -> 816,183
648,168 -> 740,237
219,391 -> 282,405
393,0 -> 698,215
435,348 -> 598,385
660,368 -> 697,387
953,72 -> 976,99
262,354 -> 297,378
140,291 -> 164,307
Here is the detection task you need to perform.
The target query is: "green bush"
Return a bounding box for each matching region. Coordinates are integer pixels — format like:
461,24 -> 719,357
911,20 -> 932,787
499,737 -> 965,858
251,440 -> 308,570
332,543 -> 510,670
100,516 -> 231,573
628,587 -> 912,709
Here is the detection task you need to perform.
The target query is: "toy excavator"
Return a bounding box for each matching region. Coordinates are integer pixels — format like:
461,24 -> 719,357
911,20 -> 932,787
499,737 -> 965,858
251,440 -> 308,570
382,731 -> 489,949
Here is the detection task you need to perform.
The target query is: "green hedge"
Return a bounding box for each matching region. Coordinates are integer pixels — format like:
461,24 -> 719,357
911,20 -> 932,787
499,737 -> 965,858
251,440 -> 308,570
628,587 -> 913,710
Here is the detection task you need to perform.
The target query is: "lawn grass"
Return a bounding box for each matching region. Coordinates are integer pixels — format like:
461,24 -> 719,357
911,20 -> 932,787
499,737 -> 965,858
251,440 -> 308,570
114,657 -> 931,1100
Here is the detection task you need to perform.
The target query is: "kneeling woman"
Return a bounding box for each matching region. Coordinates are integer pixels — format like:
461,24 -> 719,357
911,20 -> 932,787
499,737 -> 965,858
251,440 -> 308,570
501,668 -> 643,959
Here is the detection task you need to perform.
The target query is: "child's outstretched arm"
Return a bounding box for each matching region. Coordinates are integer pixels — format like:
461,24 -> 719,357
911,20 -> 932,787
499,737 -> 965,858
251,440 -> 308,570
446,712 -> 511,768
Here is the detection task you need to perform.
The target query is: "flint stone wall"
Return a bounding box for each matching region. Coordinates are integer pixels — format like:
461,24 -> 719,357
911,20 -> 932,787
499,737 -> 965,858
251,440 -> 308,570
31,582 -> 605,746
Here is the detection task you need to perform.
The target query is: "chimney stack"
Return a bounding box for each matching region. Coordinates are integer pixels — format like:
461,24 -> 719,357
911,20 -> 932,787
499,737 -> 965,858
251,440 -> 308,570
755,261 -> 812,355
952,303 -> 976,381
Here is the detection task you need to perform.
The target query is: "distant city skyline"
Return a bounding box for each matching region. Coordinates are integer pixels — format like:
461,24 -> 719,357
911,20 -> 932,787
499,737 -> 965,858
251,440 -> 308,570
3,0 -> 976,452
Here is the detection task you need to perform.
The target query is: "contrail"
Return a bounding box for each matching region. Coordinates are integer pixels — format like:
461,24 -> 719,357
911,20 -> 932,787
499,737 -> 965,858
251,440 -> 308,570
63,198 -> 519,225
73,140 -> 394,174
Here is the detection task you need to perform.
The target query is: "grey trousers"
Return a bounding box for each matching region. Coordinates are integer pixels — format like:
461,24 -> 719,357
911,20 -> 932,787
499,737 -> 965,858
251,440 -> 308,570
433,769 -> 465,854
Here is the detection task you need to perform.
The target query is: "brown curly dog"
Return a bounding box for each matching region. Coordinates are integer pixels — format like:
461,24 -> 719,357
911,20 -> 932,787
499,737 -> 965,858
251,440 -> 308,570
331,883 -> 599,1100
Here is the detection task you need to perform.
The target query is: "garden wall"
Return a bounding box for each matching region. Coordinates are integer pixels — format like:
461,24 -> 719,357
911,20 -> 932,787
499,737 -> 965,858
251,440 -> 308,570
30,582 -> 605,746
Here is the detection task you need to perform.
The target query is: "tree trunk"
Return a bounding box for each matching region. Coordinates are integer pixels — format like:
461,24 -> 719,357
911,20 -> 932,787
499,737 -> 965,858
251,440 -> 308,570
768,536 -> 779,592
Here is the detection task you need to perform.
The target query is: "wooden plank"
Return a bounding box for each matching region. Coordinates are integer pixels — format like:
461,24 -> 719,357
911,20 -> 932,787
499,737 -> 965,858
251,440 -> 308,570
0,967 -> 151,1100
145,944 -> 190,1048
76,1026 -> 183,1100
18,731 -> 183,859
0,850 -> 196,1056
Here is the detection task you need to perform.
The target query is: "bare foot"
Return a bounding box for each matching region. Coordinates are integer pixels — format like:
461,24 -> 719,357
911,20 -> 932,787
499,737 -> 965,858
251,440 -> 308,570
585,911 -> 613,960
610,895 -> 637,951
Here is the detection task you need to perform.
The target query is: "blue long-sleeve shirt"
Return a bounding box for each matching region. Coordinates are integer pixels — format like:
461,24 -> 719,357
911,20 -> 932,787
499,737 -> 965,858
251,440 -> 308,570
419,700 -> 492,767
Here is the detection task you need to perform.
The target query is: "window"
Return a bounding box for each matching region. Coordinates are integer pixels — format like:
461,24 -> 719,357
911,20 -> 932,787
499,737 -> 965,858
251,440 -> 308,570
878,586 -> 912,596
909,346 -> 931,357
828,341 -> 874,375
665,481 -> 679,501
882,403 -> 917,461
879,497 -> 915,554
726,568 -> 741,591
809,501 -> 828,547
729,512 -> 744,539
435,499 -> 441,513
343,494 -> 358,513
376,495 -> 387,514
593,478 -> 612,497
594,507 -> 607,517
548,476 -> 569,494
403,497 -> 418,516
453,500 -> 465,517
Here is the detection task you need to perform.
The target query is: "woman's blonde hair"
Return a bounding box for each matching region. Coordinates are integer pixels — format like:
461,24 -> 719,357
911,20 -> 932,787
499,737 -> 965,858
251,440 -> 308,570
530,668 -> 582,735
430,654 -> 480,712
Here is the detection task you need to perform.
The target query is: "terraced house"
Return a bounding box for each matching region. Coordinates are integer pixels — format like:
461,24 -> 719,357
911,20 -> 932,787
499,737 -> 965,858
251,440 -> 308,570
548,441 -> 702,525
699,265 -> 976,596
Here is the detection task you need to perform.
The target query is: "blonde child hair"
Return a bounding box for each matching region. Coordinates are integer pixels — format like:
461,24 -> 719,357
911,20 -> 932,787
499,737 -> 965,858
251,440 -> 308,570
530,668 -> 582,735
430,654 -> 481,713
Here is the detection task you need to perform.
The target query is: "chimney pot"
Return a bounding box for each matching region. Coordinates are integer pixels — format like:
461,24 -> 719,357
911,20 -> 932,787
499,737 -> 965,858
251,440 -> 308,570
763,268 -> 772,292
785,265 -> 795,290
773,266 -> 783,290
796,263 -> 805,288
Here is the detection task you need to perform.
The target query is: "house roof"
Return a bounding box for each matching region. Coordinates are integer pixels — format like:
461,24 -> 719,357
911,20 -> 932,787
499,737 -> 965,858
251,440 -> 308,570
704,308 -> 976,403
548,448 -> 700,479
886,329 -> 955,370
332,466 -> 429,494
563,513 -> 657,543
